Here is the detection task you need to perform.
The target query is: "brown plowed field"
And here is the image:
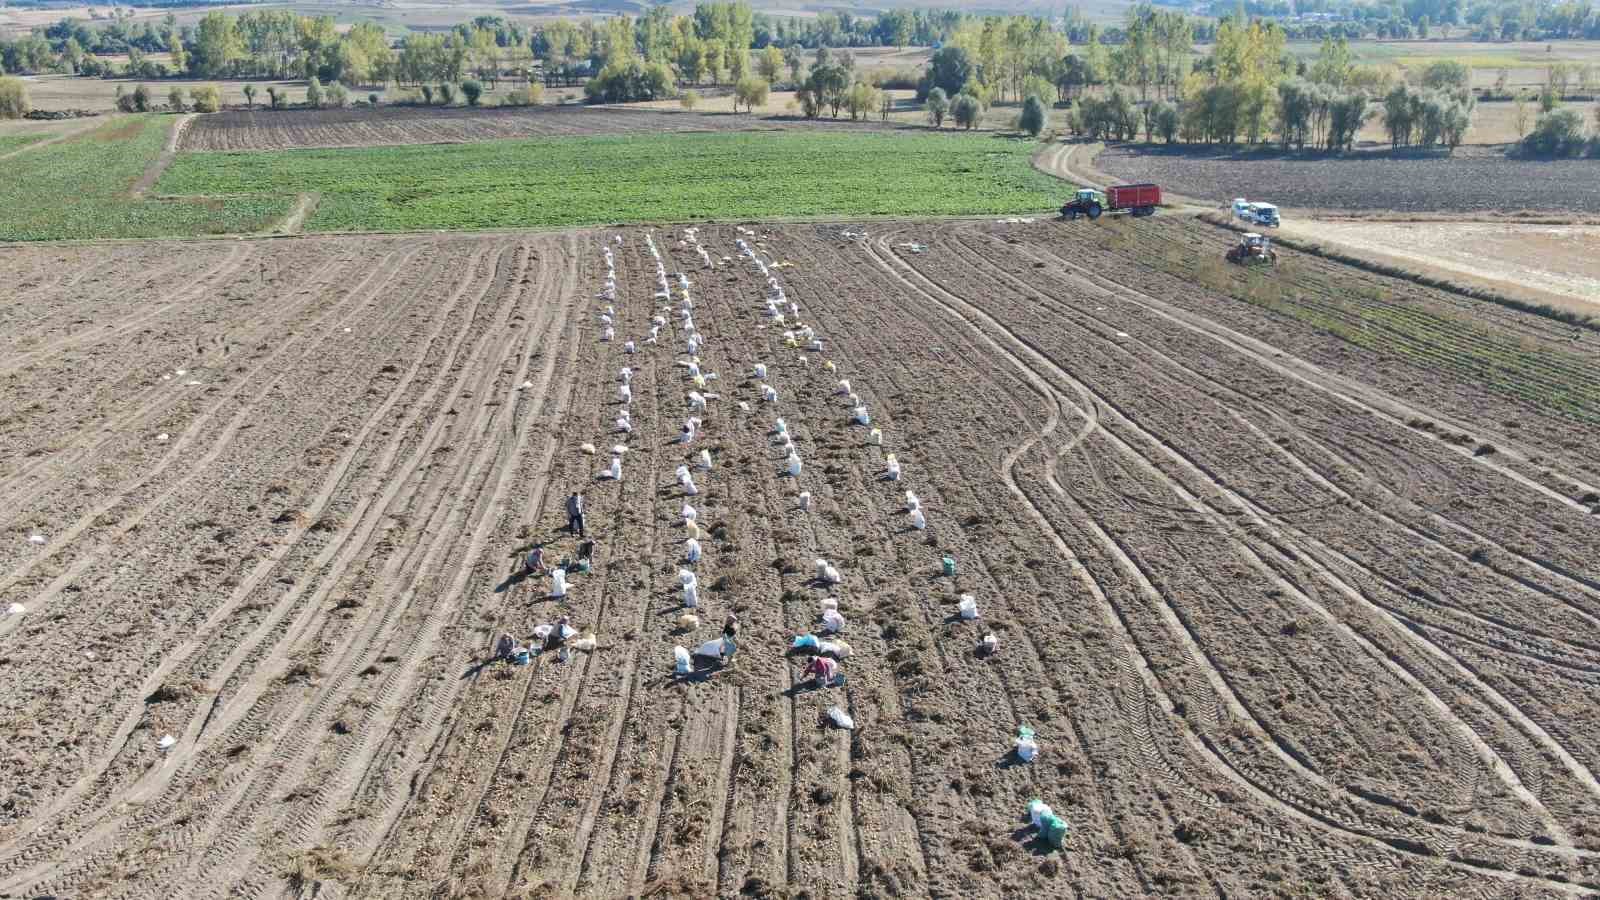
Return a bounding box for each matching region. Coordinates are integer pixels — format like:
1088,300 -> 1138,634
179,105 -> 896,152
4,217 -> 1600,898
1096,143 -> 1600,214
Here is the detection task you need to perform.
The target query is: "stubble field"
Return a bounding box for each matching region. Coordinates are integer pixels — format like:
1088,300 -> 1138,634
3,216 -> 1600,899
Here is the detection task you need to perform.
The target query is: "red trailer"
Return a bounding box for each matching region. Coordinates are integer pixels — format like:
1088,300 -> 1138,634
1060,183 -> 1163,220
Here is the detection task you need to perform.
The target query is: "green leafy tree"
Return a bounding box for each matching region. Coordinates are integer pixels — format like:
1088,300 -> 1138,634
1020,94 -> 1046,136
437,82 -> 455,105
733,75 -> 769,113
193,10 -> 243,78
1512,90 -> 1532,137
757,45 -> 783,84
306,76 -> 323,108
325,81 -> 348,108
951,92 -> 982,129
925,46 -> 972,99
133,83 -> 152,112
926,86 -> 948,126
1523,108 -> 1587,156
189,83 -> 222,112
845,81 -> 879,120
242,83 -> 257,109
808,63 -> 849,117
0,76 -> 28,119
680,89 -> 699,109
168,85 -> 185,112
1154,101 -> 1179,143
783,44 -> 803,83
461,79 -> 483,105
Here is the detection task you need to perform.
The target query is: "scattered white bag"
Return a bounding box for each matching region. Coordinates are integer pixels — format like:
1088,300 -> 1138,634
680,503 -> 697,522
677,613 -> 700,630
572,633 -> 597,652
684,582 -> 699,607
686,538 -> 702,563
624,341 -> 636,354
695,637 -> 729,658
682,476 -> 698,496
909,509 -> 926,530
605,457 -> 622,480
580,442 -> 596,455
1027,799 -> 1053,829
774,418 -> 787,436
869,428 -> 882,446
157,735 -> 177,750
853,406 -> 870,426
676,464 -> 691,484
1015,726 -> 1039,762
885,460 -> 901,481
763,385 -> 778,403
786,453 -> 802,477
837,379 -> 851,395
688,391 -> 706,411
958,594 -> 978,619
28,534 -> 45,545
827,706 -> 855,730
601,327 -> 614,342
5,603 -> 24,616
685,520 -> 701,540
675,646 -> 693,674
823,564 -> 841,585
618,384 -> 632,404
619,367 -> 632,383
615,416 -> 633,433
550,568 -> 568,597
797,491 -> 812,510
679,568 -> 698,587
981,633 -> 999,655
905,491 -> 921,511
821,609 -> 845,633
698,449 -> 712,470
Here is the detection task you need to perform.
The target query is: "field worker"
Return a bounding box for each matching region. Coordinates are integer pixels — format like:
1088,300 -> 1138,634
721,614 -> 740,667
803,655 -> 840,688
544,616 -> 572,654
495,631 -> 515,660
576,538 -> 596,571
566,491 -> 585,538
522,545 -> 549,577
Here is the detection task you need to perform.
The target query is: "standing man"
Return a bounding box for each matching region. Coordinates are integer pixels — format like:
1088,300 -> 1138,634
566,491 -> 585,538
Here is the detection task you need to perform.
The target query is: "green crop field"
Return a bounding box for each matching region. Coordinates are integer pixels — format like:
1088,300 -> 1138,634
155,130 -> 1066,233
0,132 -> 53,155
0,115 -> 291,242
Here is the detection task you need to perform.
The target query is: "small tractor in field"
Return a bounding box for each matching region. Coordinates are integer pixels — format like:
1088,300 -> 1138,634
1226,232 -> 1278,266
1060,184 -> 1161,221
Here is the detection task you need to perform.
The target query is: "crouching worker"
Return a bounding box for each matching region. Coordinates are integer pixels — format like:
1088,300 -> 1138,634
522,545 -> 549,577
495,631 -> 516,660
803,654 -> 842,688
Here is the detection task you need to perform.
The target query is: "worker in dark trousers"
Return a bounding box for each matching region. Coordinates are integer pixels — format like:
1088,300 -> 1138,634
566,491 -> 585,538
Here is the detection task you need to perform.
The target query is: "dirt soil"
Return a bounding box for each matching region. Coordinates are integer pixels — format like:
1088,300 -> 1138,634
1097,143 -> 1600,214
179,104 -> 904,152
1284,218 -> 1600,309
4,218 -> 1600,898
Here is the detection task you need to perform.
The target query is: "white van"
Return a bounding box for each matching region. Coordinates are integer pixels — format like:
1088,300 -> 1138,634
1247,202 -> 1281,227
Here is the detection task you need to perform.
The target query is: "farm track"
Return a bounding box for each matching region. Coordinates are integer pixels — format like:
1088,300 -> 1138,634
4,217 -> 1600,897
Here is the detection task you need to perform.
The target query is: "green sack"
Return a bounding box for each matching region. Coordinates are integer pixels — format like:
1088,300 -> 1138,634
941,556 -> 957,577
1041,814 -> 1069,849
